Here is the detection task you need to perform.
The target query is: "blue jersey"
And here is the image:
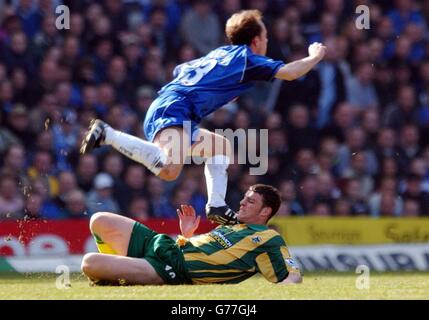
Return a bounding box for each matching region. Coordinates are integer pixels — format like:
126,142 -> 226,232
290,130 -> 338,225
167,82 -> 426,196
159,45 -> 285,120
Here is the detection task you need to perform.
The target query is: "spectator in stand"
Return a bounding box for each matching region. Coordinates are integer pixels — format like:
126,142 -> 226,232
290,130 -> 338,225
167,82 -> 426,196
272,48 -> 321,117
374,127 -> 402,168
277,179 -> 304,216
397,124 -> 421,168
86,172 -> 120,215
387,0 -> 425,37
383,85 -> 421,129
343,178 -> 370,215
216,0 -> 242,27
267,127 -> 289,161
27,149 -> 59,197
134,85 -> 156,121
374,63 -> 395,110
0,144 -> 28,184
403,199 -> 420,216
10,67 -> 30,106
32,15 -> 62,64
361,109 -> 380,147
401,173 -> 429,216
0,174 -> 24,219
0,77 -> 14,114
408,157 -> 429,190
75,154 -> 98,192
116,164 -> 148,214
316,171 -> 340,209
308,12 -> 337,44
5,103 -> 33,150
28,176 -> 63,219
337,126 -> 378,177
286,104 -> 318,156
342,152 -> 375,198
369,177 -> 403,217
15,0 -> 41,39
63,189 -> 88,219
180,0 -> 221,56
314,136 -> 340,176
52,111 -> 80,170
128,196 -> 151,221
347,62 -> 379,111
315,36 -> 347,128
27,58 -> 60,104
321,102 -> 357,143
333,197 -> 352,216
378,191 -> 401,217
1,31 -> 35,75
311,201 -> 331,216
147,175 -> 169,218
52,170 -> 78,212
296,174 -> 319,214
177,177 -> 207,217
157,185 -> 193,219
101,152 -> 127,208
266,16 -> 292,61
22,192 -> 45,220
284,148 -> 314,180
376,157 -> 402,187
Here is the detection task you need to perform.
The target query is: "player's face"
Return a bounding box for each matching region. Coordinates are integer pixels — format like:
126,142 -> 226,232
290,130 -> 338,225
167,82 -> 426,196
256,21 -> 268,56
237,190 -> 265,223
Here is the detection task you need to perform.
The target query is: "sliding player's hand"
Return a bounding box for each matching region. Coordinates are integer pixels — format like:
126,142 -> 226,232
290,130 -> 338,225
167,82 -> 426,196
177,204 -> 201,238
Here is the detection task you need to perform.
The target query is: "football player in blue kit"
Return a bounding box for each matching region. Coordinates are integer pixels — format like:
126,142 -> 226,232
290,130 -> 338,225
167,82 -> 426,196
80,10 -> 326,225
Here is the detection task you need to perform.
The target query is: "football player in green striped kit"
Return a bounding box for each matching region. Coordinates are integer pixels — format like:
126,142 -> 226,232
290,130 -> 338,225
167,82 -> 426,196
81,184 -> 302,285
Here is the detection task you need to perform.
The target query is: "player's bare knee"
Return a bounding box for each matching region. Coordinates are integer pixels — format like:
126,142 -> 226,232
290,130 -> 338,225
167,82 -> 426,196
89,212 -> 114,234
81,253 -> 99,275
158,165 -> 181,181
89,212 -> 104,233
158,171 -> 180,181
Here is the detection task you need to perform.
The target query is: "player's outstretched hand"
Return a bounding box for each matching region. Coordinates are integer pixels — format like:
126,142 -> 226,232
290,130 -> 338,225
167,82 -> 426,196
177,204 -> 201,238
308,42 -> 327,61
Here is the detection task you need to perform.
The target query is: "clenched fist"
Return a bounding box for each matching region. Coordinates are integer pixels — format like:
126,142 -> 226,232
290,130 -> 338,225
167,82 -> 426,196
308,42 -> 327,60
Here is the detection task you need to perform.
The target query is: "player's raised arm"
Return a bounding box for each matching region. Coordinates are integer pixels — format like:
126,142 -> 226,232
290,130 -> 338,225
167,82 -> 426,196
177,205 -> 201,238
275,42 -> 327,81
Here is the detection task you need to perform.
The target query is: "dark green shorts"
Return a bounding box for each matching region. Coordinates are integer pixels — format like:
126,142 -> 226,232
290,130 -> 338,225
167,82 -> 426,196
127,222 -> 191,285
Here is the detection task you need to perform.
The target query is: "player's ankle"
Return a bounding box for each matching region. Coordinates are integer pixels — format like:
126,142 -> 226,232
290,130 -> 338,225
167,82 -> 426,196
103,126 -> 115,145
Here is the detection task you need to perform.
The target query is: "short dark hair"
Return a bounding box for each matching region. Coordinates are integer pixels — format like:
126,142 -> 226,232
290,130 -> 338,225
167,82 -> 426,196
249,184 -> 281,221
225,10 -> 263,46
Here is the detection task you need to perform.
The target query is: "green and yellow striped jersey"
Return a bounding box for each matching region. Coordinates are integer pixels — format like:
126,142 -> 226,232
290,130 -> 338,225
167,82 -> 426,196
177,223 -> 300,284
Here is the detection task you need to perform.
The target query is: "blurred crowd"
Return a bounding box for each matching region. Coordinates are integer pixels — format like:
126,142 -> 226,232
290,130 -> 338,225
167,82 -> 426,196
1,0 -> 429,220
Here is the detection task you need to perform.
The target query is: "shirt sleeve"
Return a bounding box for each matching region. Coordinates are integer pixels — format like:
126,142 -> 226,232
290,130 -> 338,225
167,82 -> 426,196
242,52 -> 285,82
255,237 -> 301,283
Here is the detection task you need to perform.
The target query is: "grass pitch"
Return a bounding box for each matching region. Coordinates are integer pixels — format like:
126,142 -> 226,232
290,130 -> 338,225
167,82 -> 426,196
1,272 -> 429,300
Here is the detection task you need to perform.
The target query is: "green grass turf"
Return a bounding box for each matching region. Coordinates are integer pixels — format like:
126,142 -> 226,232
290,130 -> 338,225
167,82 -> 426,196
1,272 -> 429,300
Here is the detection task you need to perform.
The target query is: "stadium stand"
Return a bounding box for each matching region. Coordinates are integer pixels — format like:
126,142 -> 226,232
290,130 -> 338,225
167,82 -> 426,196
1,0 -> 429,221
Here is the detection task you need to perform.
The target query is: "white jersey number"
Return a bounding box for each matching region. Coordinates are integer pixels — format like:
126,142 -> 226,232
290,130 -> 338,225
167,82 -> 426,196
176,58 -> 217,86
